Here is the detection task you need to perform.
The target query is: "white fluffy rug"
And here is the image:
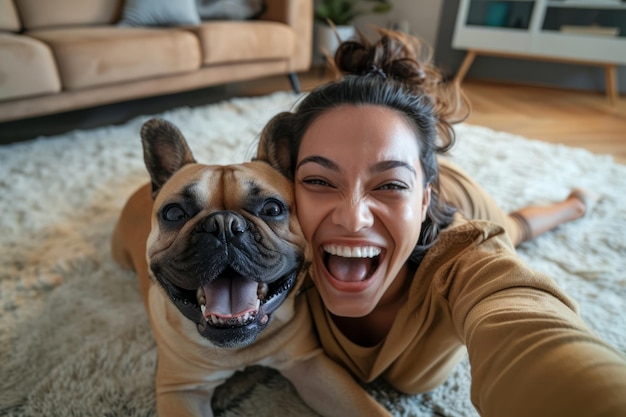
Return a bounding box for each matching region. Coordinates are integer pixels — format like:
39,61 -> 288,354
1,91 -> 624,417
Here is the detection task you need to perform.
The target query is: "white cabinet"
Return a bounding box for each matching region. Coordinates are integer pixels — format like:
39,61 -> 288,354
451,0 -> 626,103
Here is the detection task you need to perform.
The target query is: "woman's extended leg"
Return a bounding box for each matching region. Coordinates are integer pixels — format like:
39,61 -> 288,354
438,158 -> 595,247
508,189 -> 593,244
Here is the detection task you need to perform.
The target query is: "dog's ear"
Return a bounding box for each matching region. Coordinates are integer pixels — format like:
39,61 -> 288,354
140,118 -> 197,198
254,112 -> 295,180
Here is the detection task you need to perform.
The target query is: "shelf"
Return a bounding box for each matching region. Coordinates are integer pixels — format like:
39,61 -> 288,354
453,0 -> 626,61
465,0 -> 536,29
546,1 -> 626,11
543,5 -> 626,37
452,0 -> 625,104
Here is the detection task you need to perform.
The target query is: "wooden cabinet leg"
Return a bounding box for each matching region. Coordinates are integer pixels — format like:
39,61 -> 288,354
454,50 -> 477,85
604,64 -> 618,106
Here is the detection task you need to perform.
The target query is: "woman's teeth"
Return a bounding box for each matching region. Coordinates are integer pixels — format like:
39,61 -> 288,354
323,244 -> 381,258
323,244 -> 381,283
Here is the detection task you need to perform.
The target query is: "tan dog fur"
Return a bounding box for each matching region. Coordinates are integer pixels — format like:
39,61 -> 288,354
111,119 -> 390,417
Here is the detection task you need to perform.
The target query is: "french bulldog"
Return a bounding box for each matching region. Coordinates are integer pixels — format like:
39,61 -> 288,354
111,118 -> 390,417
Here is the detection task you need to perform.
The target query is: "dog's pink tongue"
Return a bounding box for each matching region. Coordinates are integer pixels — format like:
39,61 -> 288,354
203,275 -> 258,317
327,255 -> 370,282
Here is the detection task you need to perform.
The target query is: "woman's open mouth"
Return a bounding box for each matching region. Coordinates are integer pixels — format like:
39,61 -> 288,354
322,244 -> 381,283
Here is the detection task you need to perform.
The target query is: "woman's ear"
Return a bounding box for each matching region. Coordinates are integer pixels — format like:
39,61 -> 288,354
254,112 -> 294,180
421,184 -> 432,222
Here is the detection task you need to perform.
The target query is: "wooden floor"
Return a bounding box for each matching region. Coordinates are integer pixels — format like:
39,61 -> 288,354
459,80 -> 626,165
290,69 -> 626,165
2,68 -> 625,165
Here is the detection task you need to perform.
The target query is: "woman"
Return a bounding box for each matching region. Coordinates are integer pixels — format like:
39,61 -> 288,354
255,29 -> 626,416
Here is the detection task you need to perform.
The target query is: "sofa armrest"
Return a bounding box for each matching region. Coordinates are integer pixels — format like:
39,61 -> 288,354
260,0 -> 312,72
0,0 -> 21,31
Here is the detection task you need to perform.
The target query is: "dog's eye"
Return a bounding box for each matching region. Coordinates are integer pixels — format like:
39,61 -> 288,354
260,200 -> 284,217
162,204 -> 189,222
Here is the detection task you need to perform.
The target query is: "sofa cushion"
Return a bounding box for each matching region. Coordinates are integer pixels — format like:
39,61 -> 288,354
197,0 -> 266,20
118,0 -> 200,27
0,33 -> 61,101
0,0 -> 20,31
192,21 -> 294,65
27,27 -> 201,90
14,0 -> 123,30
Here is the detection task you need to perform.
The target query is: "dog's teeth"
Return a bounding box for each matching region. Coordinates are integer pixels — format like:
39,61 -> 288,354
197,288 -> 206,305
204,310 -> 260,327
201,304 -> 207,318
258,284 -> 269,300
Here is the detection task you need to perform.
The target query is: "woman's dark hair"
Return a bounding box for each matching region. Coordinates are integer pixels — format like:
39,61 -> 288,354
257,29 -> 470,262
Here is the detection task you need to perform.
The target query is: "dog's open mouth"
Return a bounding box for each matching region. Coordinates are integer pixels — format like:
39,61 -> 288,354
154,253 -> 301,347
165,267 -> 296,329
197,275 -> 262,327
196,269 -> 291,328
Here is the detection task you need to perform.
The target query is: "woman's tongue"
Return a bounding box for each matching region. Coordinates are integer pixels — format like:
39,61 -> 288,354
327,254 -> 371,282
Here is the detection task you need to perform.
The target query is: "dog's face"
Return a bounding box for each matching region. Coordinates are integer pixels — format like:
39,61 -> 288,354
141,119 -> 306,349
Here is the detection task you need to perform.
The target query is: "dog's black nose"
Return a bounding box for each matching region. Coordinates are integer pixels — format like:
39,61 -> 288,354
201,211 -> 248,241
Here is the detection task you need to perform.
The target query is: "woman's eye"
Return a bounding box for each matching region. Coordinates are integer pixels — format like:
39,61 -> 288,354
260,200 -> 284,217
378,182 -> 407,191
302,178 -> 332,187
162,204 -> 188,222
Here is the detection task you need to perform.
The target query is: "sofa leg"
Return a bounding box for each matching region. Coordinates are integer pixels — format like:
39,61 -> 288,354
287,73 -> 301,94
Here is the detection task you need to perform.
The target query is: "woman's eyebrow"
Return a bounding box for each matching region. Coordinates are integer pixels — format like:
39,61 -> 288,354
371,160 -> 416,176
296,156 -> 416,177
296,155 -> 339,171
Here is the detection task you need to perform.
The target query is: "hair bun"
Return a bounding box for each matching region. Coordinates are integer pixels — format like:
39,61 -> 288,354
334,41 -> 369,75
333,28 -> 432,85
367,64 -> 387,79
331,27 -> 470,126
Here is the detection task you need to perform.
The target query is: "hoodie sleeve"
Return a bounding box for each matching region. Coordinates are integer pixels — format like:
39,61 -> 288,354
444,222 -> 626,417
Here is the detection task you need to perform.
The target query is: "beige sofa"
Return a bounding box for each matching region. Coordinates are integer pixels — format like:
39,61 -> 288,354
0,0 -> 312,123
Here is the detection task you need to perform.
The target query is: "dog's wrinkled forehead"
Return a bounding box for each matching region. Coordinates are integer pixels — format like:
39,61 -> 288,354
153,161 -> 294,210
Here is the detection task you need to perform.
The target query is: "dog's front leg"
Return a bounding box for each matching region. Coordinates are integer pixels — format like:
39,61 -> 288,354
155,345 -> 234,417
157,389 -> 216,417
281,353 -> 392,417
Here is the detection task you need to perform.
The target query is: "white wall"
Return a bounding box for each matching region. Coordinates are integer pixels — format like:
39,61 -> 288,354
312,1 -> 444,65
354,0 -> 444,47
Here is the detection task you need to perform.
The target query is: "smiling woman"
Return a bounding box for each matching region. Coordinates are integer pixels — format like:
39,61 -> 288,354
255,28 -> 626,416
295,105 -> 428,320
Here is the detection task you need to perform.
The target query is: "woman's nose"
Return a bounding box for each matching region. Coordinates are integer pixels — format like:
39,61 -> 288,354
331,196 -> 374,232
